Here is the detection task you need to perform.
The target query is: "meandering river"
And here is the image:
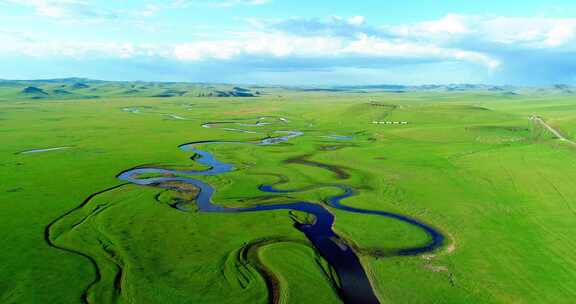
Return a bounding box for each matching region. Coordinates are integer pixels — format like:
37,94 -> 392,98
115,119 -> 444,304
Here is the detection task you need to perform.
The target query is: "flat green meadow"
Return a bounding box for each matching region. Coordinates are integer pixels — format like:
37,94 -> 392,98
1,89 -> 576,303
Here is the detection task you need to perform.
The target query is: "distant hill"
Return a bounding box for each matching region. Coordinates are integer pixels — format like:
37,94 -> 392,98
22,86 -> 48,95
20,86 -> 49,99
213,87 -> 258,97
52,89 -> 72,95
14,85 -> 96,100
153,89 -> 188,98
70,83 -> 90,89
1,78 -> 575,100
0,79 -> 262,100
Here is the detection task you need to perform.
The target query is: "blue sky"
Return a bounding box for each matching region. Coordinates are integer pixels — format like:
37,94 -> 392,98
1,0 -> 576,85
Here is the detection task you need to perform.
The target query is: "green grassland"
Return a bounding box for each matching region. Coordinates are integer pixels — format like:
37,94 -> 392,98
1,84 -> 576,303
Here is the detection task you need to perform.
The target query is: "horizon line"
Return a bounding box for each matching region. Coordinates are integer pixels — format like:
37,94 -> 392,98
1,77 -> 573,88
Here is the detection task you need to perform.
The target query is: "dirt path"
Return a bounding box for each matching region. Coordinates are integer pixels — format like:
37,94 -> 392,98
530,115 -> 576,146
18,146 -> 71,154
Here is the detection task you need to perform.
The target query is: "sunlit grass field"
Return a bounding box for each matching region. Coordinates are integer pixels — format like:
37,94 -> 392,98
1,90 -> 576,303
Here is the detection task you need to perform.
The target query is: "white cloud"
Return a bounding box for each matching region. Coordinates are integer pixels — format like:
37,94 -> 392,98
2,13 -> 576,84
343,34 -> 500,68
392,13 -> 470,36
389,14 -> 576,49
173,32 -> 482,65
347,16 -> 365,26
1,0 -> 117,19
174,41 -> 241,60
266,16 -> 388,39
173,34 -> 342,60
0,31 -> 169,58
545,23 -> 575,47
0,29 -> 499,70
1,0 -> 166,21
425,13 -> 470,34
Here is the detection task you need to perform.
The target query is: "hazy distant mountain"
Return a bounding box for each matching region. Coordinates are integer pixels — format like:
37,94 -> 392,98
1,78 -> 575,100
0,79 -> 262,100
20,86 -> 49,98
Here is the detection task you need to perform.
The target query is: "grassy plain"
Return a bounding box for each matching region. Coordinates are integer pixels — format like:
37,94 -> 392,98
1,87 -> 576,303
